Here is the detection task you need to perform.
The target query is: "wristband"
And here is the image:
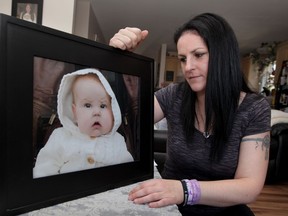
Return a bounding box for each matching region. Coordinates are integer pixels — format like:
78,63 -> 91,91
188,179 -> 201,205
180,180 -> 188,206
181,179 -> 201,206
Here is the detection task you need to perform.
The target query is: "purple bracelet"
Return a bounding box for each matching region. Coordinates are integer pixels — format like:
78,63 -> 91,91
182,179 -> 201,205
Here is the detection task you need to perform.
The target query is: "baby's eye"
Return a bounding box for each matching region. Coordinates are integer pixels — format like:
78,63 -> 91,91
100,104 -> 107,109
84,103 -> 92,108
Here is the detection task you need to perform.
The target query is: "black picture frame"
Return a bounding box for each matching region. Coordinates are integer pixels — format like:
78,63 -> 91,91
0,14 -> 154,215
11,0 -> 43,24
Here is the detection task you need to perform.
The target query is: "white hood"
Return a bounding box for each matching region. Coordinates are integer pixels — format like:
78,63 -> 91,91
57,68 -> 121,138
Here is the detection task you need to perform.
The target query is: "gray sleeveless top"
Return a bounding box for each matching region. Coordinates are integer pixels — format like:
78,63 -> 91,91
155,83 -> 271,216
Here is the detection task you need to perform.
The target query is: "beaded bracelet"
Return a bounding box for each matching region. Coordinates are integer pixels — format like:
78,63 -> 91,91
181,179 -> 201,206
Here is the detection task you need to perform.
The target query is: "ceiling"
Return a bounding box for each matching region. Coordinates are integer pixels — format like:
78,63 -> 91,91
91,0 -> 288,60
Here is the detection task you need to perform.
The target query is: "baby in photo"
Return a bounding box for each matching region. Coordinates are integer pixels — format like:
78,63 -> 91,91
33,68 -> 133,178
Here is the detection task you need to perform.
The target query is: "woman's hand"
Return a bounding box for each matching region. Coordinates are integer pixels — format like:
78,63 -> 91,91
109,27 -> 148,51
128,179 -> 183,208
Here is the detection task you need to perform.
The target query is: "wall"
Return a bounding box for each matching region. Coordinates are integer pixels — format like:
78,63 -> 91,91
0,0 -> 75,34
73,0 -> 104,43
73,0 -> 90,38
88,4 -> 104,42
0,0 -> 11,15
0,0 -> 104,42
241,56 -> 259,91
157,44 -> 167,87
42,0 -> 75,33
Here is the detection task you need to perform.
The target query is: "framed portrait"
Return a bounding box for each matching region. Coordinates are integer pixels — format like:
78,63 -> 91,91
11,0 -> 43,24
0,14 -> 154,215
165,70 -> 175,82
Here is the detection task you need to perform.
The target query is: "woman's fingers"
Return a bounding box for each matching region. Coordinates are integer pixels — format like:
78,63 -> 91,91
109,27 -> 149,51
128,179 -> 183,208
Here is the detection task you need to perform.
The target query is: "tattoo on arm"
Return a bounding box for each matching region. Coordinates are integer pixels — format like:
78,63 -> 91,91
242,135 -> 270,160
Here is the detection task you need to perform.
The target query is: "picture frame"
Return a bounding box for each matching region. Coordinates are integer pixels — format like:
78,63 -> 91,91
0,14 -> 154,215
165,70 -> 175,82
11,0 -> 43,24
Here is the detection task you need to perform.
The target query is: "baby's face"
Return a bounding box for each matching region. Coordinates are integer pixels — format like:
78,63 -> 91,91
72,77 -> 113,138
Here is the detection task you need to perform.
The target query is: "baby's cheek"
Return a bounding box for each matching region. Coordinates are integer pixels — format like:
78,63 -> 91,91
106,117 -> 114,132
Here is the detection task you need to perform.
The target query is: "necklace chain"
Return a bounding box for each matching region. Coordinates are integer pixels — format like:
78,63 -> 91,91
196,102 -> 211,139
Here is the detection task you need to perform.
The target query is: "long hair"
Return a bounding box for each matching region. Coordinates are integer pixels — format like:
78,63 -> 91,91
174,13 -> 252,160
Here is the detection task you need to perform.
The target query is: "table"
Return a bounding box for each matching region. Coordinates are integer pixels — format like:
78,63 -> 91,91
20,164 -> 181,216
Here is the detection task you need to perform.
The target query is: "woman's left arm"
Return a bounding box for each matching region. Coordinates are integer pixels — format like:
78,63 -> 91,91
198,131 -> 270,206
128,131 -> 270,208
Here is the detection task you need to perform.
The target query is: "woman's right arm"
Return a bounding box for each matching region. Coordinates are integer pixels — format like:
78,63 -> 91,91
154,96 -> 164,123
109,28 -> 165,123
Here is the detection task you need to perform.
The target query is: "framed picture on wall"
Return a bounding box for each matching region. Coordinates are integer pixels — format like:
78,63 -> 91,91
165,70 -> 175,82
11,0 -> 43,24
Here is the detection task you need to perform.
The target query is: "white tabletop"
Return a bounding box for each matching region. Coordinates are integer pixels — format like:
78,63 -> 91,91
20,165 -> 181,216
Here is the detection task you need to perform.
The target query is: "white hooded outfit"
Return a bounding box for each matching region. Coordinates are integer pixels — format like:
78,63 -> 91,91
33,68 -> 133,178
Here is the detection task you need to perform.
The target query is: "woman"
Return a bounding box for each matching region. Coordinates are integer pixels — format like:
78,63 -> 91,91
109,13 -> 270,216
20,4 -> 36,23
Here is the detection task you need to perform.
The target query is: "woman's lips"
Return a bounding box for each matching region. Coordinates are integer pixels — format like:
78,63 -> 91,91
188,75 -> 201,80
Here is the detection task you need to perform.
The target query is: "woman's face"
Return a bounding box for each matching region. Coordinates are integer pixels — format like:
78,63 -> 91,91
177,31 -> 209,95
25,4 -> 31,13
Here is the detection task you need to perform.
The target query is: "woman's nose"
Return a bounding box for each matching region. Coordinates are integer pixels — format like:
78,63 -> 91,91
184,56 -> 196,71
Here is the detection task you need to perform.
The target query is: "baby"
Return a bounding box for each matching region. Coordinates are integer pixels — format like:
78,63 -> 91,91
33,68 -> 133,178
